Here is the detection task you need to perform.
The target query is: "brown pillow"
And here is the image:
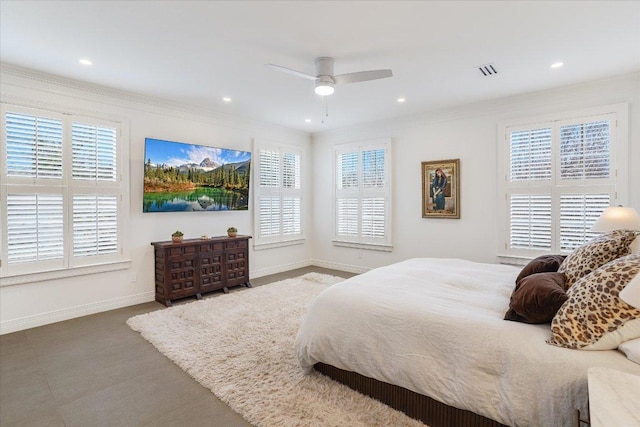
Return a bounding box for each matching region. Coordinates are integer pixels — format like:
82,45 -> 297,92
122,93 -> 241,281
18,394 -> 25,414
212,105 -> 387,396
504,272 -> 568,324
516,255 -> 567,284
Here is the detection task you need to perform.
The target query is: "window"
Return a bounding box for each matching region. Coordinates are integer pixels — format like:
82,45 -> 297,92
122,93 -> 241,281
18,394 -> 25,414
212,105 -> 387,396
253,142 -> 303,248
334,138 -> 392,250
1,104 -> 129,282
499,104 -> 628,260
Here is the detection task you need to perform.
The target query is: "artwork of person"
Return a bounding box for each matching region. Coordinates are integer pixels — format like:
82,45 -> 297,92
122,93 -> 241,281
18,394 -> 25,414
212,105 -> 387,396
432,168 -> 447,211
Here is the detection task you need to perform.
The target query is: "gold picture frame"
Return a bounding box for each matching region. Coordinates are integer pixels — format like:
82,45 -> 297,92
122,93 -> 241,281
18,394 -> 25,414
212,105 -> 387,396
421,159 -> 460,218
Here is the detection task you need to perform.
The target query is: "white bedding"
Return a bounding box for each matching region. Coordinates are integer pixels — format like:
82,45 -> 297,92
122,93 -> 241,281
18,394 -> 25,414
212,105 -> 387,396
294,258 -> 640,427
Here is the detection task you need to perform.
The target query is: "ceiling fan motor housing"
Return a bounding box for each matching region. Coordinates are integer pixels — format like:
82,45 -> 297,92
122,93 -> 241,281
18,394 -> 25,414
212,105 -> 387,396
314,57 -> 335,79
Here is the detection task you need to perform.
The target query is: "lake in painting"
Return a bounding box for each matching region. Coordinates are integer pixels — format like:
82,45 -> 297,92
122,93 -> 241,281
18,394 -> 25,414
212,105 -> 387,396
143,187 -> 248,212
143,138 -> 251,213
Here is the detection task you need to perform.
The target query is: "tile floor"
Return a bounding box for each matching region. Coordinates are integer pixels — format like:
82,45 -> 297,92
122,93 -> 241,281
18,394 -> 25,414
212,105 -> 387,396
0,266 -> 355,427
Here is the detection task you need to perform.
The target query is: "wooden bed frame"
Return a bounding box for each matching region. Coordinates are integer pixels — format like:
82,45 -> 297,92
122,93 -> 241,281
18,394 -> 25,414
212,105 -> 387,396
314,362 -> 508,427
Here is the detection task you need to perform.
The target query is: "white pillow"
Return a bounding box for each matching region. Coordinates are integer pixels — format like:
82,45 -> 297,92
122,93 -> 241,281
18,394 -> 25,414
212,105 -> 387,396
619,338 -> 640,364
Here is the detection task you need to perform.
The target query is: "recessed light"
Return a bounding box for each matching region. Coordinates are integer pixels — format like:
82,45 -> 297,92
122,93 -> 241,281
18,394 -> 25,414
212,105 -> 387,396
550,62 -> 564,69
222,97 -> 232,102
79,58 -> 92,66
397,98 -> 406,103
305,119 -> 311,123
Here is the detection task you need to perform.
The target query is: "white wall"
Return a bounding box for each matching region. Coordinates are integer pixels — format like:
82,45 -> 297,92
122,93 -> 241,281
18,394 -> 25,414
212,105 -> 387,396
311,73 -> 640,272
0,66 -> 313,333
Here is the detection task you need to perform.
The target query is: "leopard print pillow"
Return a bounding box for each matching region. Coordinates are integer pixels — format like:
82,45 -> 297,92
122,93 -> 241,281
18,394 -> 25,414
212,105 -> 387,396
557,230 -> 639,287
548,253 -> 640,350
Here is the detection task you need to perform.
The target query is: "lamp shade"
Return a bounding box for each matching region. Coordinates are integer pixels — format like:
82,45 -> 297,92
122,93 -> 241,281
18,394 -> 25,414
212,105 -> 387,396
591,207 -> 640,232
620,273 -> 640,309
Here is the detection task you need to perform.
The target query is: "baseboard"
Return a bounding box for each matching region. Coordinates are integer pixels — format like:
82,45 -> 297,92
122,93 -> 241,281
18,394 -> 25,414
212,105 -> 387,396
0,291 -> 155,335
251,259 -> 314,279
252,259 -> 371,278
310,259 -> 371,275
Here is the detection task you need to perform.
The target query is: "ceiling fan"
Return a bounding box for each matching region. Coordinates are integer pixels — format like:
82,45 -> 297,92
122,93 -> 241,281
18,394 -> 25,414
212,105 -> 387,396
266,57 -> 392,96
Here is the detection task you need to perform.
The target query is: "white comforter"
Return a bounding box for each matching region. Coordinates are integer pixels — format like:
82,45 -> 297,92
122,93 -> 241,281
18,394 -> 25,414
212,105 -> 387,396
295,258 -> 640,427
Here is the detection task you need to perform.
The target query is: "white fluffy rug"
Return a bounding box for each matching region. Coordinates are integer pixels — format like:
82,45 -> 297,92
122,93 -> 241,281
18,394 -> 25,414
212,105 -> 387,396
127,273 -> 425,427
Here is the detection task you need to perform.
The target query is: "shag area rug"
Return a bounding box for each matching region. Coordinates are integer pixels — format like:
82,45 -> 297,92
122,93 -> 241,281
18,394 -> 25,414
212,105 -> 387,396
127,273 -> 425,427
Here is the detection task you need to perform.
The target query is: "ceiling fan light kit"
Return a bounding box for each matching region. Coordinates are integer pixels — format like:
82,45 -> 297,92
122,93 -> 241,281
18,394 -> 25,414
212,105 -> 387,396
267,56 -> 392,97
315,78 -> 335,96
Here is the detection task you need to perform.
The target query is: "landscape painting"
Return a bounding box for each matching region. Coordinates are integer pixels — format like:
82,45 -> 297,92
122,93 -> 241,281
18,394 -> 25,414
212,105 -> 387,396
143,138 -> 251,212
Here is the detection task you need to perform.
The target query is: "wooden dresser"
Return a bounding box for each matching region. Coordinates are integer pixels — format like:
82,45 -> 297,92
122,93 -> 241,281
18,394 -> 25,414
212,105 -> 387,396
151,235 -> 251,306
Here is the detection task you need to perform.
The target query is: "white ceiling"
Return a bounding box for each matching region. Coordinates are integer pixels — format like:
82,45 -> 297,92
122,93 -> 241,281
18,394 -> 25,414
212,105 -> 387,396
1,1 -> 639,132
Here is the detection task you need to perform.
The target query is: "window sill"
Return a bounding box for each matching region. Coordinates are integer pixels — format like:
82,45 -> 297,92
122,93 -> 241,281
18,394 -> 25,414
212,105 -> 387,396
333,240 -> 393,252
497,255 -> 532,267
0,260 -> 132,287
253,238 -> 305,251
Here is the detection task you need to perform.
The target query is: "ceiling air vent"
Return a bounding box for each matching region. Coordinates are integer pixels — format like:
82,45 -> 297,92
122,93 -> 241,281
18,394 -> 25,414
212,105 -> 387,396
477,63 -> 498,76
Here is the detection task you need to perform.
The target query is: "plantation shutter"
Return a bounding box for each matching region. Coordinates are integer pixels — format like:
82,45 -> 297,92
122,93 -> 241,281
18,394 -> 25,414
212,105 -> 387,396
5,112 -> 63,179
73,195 -> 118,256
337,152 -> 358,189
282,152 -> 300,189
509,194 -> 552,250
259,149 -> 280,188
559,120 -> 610,180
72,122 -> 117,181
504,111 -> 617,257
361,148 -> 386,239
559,194 -> 610,251
6,193 -> 64,264
336,151 -> 359,238
509,128 -> 551,182
282,197 -> 301,235
556,117 -> 613,251
4,110 -> 65,268
361,197 -> 385,239
70,120 -> 120,264
1,104 -> 126,278
254,144 -> 303,246
281,152 -> 301,236
259,197 -> 280,237
337,198 -> 359,236
334,139 -> 391,249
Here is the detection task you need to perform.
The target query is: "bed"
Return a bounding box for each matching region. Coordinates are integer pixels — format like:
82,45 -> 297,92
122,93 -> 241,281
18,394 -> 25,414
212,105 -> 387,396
294,257 -> 640,427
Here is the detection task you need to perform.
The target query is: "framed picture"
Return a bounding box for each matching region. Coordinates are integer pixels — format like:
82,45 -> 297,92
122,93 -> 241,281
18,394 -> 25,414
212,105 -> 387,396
421,158 -> 460,218
143,138 -> 251,212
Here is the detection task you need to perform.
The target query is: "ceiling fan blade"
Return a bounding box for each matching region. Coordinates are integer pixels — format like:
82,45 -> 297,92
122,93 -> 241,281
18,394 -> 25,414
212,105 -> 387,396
265,63 -> 317,81
333,69 -> 393,85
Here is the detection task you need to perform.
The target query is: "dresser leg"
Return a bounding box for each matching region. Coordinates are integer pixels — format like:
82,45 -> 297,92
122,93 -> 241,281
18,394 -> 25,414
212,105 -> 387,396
165,300 -> 172,307
245,281 -> 253,288
223,287 -> 229,294
196,293 -> 202,300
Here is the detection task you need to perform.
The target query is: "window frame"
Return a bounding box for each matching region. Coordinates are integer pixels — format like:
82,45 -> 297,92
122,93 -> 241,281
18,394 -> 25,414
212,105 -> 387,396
252,140 -> 304,249
497,103 -> 629,264
332,138 -> 393,251
0,103 -> 130,285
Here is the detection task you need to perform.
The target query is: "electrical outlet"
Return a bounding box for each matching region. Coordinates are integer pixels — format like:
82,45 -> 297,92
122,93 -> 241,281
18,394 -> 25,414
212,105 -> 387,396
131,273 -> 137,283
